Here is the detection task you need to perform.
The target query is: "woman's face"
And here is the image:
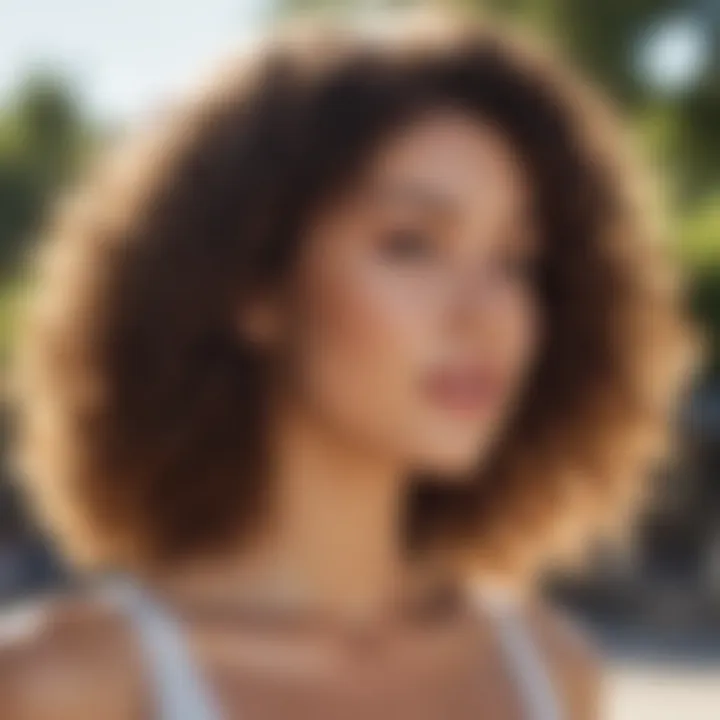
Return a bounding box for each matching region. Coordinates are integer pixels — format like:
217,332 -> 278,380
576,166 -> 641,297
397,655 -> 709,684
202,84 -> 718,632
251,109 -> 542,478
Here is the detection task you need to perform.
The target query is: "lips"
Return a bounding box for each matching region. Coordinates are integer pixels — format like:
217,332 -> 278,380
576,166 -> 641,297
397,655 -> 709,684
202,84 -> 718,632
422,366 -> 505,415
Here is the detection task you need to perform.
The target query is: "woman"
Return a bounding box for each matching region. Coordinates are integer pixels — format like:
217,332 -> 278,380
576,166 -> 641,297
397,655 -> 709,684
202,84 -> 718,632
2,10 -> 695,719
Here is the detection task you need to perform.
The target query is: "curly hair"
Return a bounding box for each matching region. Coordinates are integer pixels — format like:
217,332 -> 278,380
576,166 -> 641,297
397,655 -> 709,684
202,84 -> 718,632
13,11 -> 697,579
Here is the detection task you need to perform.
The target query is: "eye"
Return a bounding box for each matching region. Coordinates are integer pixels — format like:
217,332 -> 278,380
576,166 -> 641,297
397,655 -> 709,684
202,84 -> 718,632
377,227 -> 438,264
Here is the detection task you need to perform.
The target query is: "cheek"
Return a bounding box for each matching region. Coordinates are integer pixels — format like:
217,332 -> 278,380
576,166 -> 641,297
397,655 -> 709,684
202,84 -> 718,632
413,290 -> 543,476
287,240 -> 435,460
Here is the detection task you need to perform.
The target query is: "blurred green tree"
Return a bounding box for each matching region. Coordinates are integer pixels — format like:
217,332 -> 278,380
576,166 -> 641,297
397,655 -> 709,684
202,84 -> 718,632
0,72 -> 90,278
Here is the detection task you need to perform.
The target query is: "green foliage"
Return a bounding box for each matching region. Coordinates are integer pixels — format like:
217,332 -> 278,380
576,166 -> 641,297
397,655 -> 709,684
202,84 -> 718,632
692,268 -> 720,379
0,158 -> 40,273
679,193 -> 720,270
0,72 -> 93,367
0,71 -> 89,278
0,276 -> 24,365
679,194 -> 720,379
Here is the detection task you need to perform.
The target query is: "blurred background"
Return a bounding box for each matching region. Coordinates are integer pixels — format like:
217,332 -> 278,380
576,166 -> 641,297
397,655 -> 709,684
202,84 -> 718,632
0,1 -> 717,717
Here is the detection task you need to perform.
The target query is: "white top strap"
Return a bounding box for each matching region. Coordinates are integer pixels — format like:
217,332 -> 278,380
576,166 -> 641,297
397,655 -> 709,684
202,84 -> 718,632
102,575 -> 224,720
474,584 -> 564,720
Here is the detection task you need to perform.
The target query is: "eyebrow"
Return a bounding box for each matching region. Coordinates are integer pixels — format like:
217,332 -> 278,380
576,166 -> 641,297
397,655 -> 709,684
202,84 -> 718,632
367,177 -> 541,250
370,179 -> 460,217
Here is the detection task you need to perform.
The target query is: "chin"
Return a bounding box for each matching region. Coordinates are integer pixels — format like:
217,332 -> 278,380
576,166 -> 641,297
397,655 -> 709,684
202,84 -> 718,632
402,420 -> 505,480
410,442 -> 492,481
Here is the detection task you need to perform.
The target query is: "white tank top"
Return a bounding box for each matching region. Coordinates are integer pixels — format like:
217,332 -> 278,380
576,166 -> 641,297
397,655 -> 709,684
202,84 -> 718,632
104,575 -> 563,720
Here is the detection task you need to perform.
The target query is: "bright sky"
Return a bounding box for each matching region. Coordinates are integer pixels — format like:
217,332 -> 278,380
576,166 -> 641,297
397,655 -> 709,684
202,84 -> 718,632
0,0 -> 269,122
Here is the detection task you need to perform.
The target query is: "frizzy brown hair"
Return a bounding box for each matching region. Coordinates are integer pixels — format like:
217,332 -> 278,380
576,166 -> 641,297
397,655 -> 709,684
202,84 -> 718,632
13,12 -> 697,578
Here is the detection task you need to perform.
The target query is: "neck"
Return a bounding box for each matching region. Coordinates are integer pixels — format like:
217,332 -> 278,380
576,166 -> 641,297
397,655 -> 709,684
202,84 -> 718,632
256,394 -> 413,616
156,395 -> 426,620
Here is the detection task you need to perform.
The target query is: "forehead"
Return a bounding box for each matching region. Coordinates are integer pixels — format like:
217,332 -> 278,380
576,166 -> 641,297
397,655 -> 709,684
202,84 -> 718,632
360,107 -> 533,219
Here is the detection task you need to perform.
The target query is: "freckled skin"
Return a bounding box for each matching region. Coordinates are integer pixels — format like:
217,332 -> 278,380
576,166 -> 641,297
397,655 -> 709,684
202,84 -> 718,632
276,109 -> 542,475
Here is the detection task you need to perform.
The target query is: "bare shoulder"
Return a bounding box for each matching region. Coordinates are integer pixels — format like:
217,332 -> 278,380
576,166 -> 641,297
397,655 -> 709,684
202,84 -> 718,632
523,595 -> 604,720
0,589 -> 143,720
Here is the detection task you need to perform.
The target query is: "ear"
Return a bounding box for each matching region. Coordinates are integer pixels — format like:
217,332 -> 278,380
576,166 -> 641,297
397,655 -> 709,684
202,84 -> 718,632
236,292 -> 285,349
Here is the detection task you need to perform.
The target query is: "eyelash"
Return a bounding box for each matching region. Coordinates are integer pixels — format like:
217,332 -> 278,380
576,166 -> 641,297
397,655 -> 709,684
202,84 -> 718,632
378,227 -> 438,263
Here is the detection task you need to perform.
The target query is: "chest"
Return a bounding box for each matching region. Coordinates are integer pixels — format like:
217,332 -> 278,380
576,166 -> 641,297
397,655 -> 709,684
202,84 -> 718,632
108,580 -> 564,720
136,622 -> 542,720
